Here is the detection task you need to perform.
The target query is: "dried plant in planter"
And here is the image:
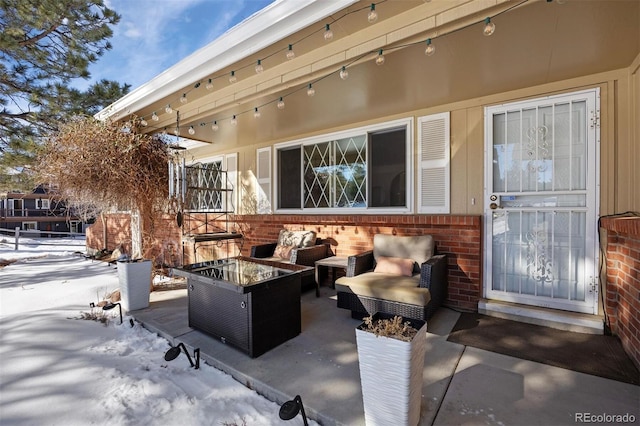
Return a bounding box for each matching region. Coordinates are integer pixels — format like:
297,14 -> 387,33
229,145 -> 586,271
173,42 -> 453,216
361,315 -> 419,342
37,115 -> 174,259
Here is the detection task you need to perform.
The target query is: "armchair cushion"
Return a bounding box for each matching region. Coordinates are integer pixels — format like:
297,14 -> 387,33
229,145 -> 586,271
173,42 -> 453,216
335,272 -> 430,306
373,256 -> 415,277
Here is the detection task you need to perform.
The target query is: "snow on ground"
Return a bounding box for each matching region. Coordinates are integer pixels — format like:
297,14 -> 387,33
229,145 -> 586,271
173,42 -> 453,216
0,236 -> 312,425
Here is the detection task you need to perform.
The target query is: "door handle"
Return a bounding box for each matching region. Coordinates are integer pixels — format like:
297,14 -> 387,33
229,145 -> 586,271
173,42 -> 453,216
489,202 -> 500,210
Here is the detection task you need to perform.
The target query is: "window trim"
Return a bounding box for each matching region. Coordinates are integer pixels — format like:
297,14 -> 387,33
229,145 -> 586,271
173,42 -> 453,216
274,117 -> 414,214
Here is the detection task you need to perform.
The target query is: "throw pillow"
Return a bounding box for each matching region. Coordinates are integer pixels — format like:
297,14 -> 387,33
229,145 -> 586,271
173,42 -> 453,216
274,244 -> 294,260
297,230 -> 317,247
374,256 -> 415,277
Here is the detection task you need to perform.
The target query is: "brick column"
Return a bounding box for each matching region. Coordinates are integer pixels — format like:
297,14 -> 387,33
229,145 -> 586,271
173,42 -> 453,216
600,216 -> 640,370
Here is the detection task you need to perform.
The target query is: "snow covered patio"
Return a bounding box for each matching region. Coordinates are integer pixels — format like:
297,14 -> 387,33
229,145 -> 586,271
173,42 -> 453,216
1,243 -> 638,425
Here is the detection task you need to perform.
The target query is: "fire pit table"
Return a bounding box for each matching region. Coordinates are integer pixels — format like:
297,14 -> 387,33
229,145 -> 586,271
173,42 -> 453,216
174,257 -> 301,358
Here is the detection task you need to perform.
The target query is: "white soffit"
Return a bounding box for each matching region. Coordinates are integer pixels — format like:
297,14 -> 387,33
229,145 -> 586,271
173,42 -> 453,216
97,0 -> 359,122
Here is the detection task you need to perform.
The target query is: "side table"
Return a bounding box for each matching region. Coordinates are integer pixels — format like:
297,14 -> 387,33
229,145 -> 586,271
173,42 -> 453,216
314,256 -> 348,297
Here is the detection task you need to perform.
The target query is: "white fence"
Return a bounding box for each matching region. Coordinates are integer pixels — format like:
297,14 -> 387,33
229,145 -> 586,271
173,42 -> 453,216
0,227 -> 86,251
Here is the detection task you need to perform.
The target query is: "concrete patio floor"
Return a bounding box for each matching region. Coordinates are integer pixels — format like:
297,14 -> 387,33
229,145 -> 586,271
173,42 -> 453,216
132,285 -> 639,425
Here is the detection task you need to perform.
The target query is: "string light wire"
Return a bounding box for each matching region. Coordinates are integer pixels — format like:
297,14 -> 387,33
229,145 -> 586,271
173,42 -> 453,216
133,0 -> 530,134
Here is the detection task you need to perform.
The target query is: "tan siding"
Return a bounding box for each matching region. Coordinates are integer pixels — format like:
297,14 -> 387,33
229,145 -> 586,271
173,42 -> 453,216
450,109 -> 468,214
466,107 -> 484,215
192,67 -> 638,216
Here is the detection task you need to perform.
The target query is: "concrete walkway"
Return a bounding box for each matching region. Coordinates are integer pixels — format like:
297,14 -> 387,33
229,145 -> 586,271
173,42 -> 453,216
131,285 -> 639,425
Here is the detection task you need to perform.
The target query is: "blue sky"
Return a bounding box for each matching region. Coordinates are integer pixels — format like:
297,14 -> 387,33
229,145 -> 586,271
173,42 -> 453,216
84,0 -> 275,92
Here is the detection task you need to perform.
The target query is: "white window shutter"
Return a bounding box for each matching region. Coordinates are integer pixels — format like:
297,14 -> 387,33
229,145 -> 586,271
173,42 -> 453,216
418,112 -> 450,213
224,153 -> 238,213
256,147 -> 272,214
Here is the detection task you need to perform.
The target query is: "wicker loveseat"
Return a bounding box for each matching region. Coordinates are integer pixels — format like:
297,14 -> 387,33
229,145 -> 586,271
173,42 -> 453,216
249,229 -> 330,295
335,234 -> 447,321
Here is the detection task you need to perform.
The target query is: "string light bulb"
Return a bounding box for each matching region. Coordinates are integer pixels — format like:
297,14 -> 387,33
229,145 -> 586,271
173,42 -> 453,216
367,4 -> 378,23
286,44 -> 295,60
375,49 -> 385,65
180,93 -> 187,104
188,126 -> 195,135
255,59 -> 263,74
151,112 -> 159,121
230,115 -> 238,126
211,121 -> 219,131
424,38 -> 435,56
277,97 -> 285,109
254,107 -> 261,118
165,104 -> 173,114
324,24 -> 333,41
206,78 -> 213,90
307,83 -> 315,97
340,66 -> 349,80
140,119 -> 148,127
229,71 -> 237,83
483,17 -> 495,36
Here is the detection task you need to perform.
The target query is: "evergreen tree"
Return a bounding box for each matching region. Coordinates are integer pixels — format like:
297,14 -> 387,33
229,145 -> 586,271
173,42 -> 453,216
0,0 -> 130,192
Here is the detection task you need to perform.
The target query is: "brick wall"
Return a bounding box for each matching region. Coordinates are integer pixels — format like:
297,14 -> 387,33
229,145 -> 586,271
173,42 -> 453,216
86,213 -> 131,254
235,214 -> 482,312
600,216 -> 640,370
86,213 -> 182,267
87,212 -> 483,312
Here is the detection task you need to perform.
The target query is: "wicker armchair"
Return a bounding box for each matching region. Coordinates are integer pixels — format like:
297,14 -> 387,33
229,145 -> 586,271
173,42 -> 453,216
249,230 -> 331,296
335,234 -> 448,321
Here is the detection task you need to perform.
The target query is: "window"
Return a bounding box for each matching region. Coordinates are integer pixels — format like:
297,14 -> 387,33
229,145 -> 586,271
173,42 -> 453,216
175,153 -> 239,213
22,222 -> 37,231
275,119 -> 412,213
185,161 -> 224,211
37,199 -> 50,209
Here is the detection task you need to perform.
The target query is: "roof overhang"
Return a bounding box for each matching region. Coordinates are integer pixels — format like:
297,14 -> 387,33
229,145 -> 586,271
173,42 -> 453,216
98,0 -> 640,152
96,0 -> 359,122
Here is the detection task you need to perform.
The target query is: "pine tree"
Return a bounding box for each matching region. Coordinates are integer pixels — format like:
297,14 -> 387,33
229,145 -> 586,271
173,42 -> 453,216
0,0 -> 130,192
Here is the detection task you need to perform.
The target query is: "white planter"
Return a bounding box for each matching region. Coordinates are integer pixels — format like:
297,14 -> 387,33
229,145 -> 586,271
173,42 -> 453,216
117,260 -> 152,311
356,314 -> 427,426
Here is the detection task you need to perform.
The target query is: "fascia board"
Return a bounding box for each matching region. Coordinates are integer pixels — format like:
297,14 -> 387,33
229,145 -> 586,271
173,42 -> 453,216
96,0 -> 359,122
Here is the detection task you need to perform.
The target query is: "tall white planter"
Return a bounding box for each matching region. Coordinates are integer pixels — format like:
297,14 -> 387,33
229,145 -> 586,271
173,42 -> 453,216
356,314 -> 427,426
117,260 -> 152,311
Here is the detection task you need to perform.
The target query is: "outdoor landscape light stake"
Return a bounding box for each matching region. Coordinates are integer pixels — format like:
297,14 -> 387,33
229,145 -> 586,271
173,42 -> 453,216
102,302 -> 122,325
279,395 -> 308,426
164,343 -> 200,369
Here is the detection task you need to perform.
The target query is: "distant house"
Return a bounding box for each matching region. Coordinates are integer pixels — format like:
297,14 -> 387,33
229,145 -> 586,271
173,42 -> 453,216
0,185 -> 85,236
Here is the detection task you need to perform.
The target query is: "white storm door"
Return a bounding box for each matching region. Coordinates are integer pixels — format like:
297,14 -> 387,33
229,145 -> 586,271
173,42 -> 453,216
484,89 -> 599,314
